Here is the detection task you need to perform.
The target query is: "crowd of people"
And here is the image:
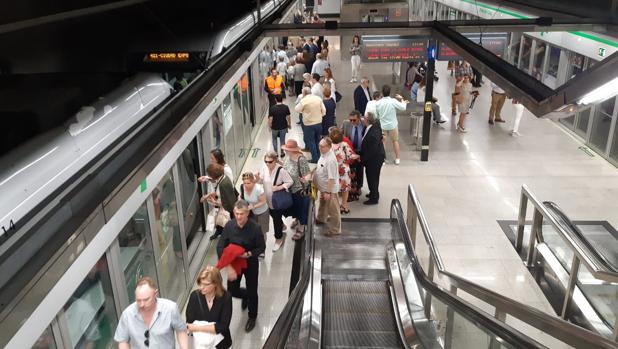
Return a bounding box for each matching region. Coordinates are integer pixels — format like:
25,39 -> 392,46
112,25 -> 531,348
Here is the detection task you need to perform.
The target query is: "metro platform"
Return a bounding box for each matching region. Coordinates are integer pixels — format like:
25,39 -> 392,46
193,35 -> 618,348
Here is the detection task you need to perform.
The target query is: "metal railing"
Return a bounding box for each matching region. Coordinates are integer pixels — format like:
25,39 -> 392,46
406,184 -> 618,349
516,184 -> 618,338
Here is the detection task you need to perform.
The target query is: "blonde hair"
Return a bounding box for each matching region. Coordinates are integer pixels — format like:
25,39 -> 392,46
242,172 -> 256,182
197,266 -> 225,298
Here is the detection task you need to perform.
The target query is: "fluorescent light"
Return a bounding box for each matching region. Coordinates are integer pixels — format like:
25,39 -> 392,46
578,76 -> 618,105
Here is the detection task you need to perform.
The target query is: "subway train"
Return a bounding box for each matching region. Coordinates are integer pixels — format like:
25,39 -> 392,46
1,0 -> 297,347
0,74 -> 173,237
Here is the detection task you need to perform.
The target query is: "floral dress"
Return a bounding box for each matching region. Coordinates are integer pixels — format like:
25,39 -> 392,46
332,142 -> 353,192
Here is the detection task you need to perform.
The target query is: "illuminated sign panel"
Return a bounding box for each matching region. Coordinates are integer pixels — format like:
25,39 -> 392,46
437,33 -> 508,61
144,52 -> 191,63
361,35 -> 428,62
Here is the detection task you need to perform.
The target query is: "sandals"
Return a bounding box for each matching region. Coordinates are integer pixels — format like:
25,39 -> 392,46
340,206 -> 350,214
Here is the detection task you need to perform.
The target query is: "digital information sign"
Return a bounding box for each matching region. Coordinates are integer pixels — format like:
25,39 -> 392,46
437,33 -> 508,61
361,35 -> 428,62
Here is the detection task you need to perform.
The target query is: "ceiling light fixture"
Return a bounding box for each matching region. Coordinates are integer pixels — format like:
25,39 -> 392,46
578,76 -> 618,105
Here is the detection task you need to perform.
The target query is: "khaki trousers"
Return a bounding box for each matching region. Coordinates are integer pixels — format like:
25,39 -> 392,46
489,92 -> 507,120
317,193 -> 341,235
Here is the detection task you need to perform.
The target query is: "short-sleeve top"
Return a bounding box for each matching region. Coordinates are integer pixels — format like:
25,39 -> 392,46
114,298 -> 186,349
283,156 -> 311,193
241,183 -> 269,215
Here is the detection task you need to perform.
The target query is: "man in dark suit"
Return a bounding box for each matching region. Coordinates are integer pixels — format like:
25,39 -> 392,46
360,112 -> 385,205
353,78 -> 371,116
341,110 -> 365,189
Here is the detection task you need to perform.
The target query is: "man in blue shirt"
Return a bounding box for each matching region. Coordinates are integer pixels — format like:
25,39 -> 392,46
375,85 -> 408,165
114,277 -> 188,349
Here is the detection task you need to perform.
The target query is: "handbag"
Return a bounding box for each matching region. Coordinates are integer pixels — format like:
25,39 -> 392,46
335,90 -> 343,103
271,167 -> 293,210
215,208 -> 230,227
310,181 -> 318,201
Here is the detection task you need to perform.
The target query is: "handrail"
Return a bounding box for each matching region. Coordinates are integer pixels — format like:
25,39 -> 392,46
391,199 -> 547,349
517,184 -> 618,283
407,184 -> 618,348
544,200 -> 618,271
262,199 -> 315,348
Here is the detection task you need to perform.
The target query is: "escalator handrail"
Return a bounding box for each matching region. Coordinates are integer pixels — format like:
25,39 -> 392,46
262,199 -> 315,348
543,200 -> 618,272
406,185 -> 618,348
520,184 -> 618,283
391,199 -> 549,349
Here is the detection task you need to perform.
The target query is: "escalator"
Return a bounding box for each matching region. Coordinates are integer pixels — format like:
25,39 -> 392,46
262,200 -> 611,349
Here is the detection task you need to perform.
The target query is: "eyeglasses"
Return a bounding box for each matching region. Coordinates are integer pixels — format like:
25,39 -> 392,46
144,330 -> 150,347
264,160 -> 274,164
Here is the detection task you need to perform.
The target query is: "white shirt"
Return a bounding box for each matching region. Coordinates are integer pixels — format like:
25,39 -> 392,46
327,78 -> 337,97
260,165 -> 293,209
311,59 -> 330,76
242,183 -> 269,215
277,50 -> 289,64
362,86 -> 371,102
314,150 -> 339,193
311,82 -> 323,98
491,82 -> 505,94
365,99 -> 378,118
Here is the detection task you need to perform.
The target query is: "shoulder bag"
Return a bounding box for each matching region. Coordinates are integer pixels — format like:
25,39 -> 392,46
213,178 -> 231,227
335,90 -> 343,103
271,167 -> 294,210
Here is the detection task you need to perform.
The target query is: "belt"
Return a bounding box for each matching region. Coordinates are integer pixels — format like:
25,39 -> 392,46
492,91 -> 506,95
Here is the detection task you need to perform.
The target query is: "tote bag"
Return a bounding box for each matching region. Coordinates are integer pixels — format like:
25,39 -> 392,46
271,167 -> 293,210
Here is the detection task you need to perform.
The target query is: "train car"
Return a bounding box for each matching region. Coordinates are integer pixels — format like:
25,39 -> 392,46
0,74 -> 173,236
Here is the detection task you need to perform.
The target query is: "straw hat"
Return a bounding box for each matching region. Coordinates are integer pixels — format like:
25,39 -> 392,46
281,139 -> 302,153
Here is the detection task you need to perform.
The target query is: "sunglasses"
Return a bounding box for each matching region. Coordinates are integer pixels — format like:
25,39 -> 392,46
144,330 -> 150,347
264,160 -> 274,164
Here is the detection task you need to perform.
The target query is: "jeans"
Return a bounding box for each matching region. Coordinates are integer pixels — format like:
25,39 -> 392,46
271,128 -> 287,154
304,123 -> 322,163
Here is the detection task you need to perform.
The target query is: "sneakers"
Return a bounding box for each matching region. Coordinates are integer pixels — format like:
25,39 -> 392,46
395,158 -> 400,165
258,252 -> 265,260
510,130 -> 521,137
272,239 -> 284,252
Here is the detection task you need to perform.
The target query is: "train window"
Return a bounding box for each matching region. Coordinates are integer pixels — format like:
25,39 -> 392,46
520,36 -> 532,72
546,46 -> 560,79
32,326 -> 57,349
509,32 -> 522,66
222,94 -> 238,177
60,255 -> 117,349
117,201 -> 158,304
569,52 -> 585,78
590,97 -> 615,152
151,171 -> 187,301
532,41 -> 546,81
576,107 -> 592,136
610,101 -> 618,162
178,142 -> 204,257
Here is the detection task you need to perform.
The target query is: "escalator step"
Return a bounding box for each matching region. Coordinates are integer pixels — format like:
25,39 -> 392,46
323,280 -> 387,294
323,312 -> 399,332
324,292 -> 392,313
322,330 -> 401,348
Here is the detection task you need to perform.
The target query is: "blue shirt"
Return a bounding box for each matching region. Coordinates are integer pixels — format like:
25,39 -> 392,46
375,97 -> 407,131
114,298 -> 187,349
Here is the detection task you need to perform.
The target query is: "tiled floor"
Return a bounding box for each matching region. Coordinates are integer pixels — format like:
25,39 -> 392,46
189,35 -> 618,347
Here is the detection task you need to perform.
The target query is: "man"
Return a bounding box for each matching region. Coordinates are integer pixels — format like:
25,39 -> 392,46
311,53 -> 330,79
217,200 -> 266,332
269,94 -> 291,157
364,91 -> 381,119
264,68 -> 286,107
360,112 -> 385,205
341,110 -> 366,188
310,73 -> 323,98
471,65 -> 483,87
375,85 -> 408,165
114,277 -> 189,349
295,87 -> 326,163
313,137 -> 341,235
452,61 -> 473,115
353,78 -> 371,115
488,82 -> 507,124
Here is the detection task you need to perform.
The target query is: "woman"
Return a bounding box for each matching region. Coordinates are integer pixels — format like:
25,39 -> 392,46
199,149 -> 233,182
281,140 -> 311,240
201,164 -> 237,240
256,151 -> 293,252
322,86 -> 336,135
186,266 -> 233,349
455,74 -> 474,133
350,35 -> 362,83
293,54 -> 307,97
239,172 -> 270,253
510,99 -> 525,136
329,128 -> 358,214
324,68 -> 337,100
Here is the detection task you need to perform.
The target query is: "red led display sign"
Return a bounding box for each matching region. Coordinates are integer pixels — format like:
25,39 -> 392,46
362,36 -> 428,62
437,33 -> 508,61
